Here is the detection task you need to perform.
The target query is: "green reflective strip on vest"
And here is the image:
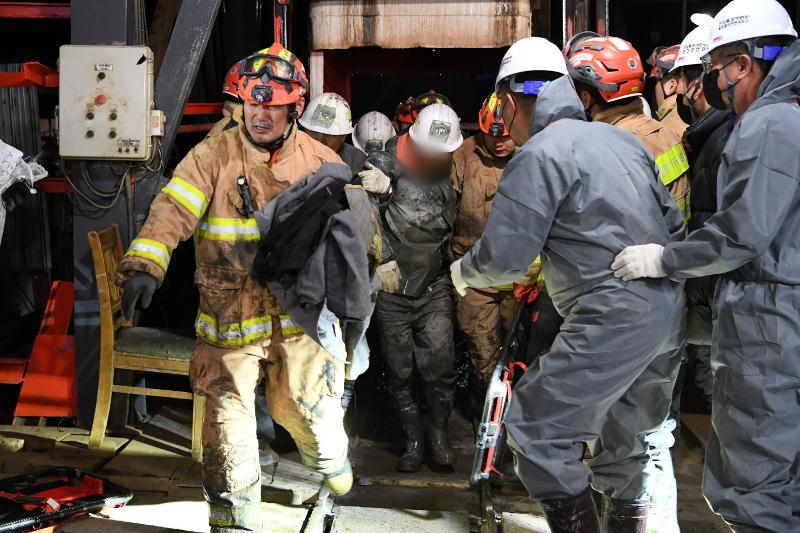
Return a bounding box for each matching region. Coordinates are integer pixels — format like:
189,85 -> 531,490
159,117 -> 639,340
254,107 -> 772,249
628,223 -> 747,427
126,238 -> 170,270
195,312 -> 301,347
678,193 -> 691,222
208,502 -> 261,528
162,176 -> 208,219
655,143 -> 689,187
196,216 -> 260,242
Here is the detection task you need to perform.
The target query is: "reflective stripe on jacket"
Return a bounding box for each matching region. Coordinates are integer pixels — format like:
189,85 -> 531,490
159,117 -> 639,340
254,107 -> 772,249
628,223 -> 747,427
117,123 -> 342,347
594,98 -> 691,221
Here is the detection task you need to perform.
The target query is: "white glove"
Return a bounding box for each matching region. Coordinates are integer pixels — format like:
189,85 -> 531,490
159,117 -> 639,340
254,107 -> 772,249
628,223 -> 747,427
358,163 -> 391,195
611,244 -> 667,281
450,259 -> 468,297
377,260 -> 401,293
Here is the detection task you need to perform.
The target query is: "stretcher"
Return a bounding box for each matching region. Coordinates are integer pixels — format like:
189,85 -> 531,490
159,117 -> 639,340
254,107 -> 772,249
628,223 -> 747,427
0,467 -> 132,532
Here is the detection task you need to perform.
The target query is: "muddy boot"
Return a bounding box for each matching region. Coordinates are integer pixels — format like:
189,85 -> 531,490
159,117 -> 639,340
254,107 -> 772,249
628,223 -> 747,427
395,390 -> 424,473
540,487 -> 600,533
598,494 -> 648,533
427,392 -> 457,466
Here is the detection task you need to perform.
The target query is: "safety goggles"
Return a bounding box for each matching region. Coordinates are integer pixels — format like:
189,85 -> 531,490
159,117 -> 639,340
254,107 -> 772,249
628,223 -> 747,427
700,41 -> 787,73
240,53 -> 304,84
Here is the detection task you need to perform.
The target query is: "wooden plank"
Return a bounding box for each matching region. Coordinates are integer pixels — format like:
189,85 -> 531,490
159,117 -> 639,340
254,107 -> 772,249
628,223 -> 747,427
111,384 -> 193,400
309,0 -> 531,49
115,353 -> 190,374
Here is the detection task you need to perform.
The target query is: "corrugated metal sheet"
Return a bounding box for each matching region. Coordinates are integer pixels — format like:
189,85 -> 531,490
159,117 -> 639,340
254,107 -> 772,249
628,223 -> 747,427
0,64 -> 42,156
309,0 -> 531,50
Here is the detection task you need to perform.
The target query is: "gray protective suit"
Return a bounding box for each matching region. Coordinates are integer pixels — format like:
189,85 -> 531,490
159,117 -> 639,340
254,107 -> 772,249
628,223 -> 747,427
660,39 -> 800,532
461,75 -> 686,516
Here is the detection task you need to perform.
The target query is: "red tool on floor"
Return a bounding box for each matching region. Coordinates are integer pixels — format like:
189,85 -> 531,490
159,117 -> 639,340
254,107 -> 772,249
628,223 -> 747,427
0,467 -> 132,532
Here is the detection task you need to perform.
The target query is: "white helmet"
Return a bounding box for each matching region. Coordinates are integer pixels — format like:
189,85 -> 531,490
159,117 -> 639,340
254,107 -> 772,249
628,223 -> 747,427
496,37 -> 568,93
298,92 -> 353,135
408,103 -> 463,154
671,24 -> 712,72
352,111 -> 396,153
707,0 -> 797,56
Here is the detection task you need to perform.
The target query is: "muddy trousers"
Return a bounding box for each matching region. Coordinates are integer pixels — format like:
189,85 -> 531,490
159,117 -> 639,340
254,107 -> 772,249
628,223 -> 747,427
703,280 -> 800,532
374,277 -> 457,414
189,323 -> 349,533
455,287 -> 516,386
505,280 -> 684,529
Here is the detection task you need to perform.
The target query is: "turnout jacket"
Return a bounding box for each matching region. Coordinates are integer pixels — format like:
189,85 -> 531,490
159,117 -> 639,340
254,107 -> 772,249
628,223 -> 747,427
594,98 -> 691,220
656,94 -> 689,140
450,134 -> 509,258
117,123 -> 342,347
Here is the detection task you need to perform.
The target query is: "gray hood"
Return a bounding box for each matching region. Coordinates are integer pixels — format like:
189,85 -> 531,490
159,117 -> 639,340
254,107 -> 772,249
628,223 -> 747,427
529,74 -> 586,137
751,38 -> 800,112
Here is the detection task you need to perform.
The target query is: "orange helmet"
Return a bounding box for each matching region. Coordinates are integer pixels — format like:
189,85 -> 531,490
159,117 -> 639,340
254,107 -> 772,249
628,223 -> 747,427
647,45 -> 680,79
568,36 -> 645,102
478,93 -> 508,137
237,42 -> 308,105
222,59 -> 244,99
394,96 -> 417,129
562,31 -> 600,57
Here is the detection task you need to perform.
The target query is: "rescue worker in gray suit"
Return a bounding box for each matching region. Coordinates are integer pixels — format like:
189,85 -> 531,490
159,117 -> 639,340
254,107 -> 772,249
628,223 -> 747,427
369,103 -> 462,474
451,37 -> 685,532
613,1 -> 800,531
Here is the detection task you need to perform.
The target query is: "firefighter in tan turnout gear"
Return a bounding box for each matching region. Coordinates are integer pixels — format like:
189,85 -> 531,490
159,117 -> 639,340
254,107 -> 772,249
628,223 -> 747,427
569,36 -> 691,221
116,43 -> 352,533
451,93 -> 516,391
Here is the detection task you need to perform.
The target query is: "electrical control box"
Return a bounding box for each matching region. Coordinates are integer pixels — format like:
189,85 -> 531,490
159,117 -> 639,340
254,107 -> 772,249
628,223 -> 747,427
58,45 -> 164,161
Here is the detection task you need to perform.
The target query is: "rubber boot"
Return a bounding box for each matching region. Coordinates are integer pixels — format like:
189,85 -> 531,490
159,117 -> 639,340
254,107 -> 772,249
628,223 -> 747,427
395,389 -> 424,473
598,494 -> 648,533
341,379 -> 355,410
539,487 -> 601,533
324,459 -> 353,496
427,391 -> 457,466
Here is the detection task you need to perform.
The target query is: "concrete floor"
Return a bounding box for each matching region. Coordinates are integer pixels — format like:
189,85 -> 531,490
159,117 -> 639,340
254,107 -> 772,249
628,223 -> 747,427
0,406 -> 728,532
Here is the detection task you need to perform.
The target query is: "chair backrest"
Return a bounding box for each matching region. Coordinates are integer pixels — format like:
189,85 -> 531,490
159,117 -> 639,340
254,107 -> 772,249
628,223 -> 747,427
87,225 -> 129,340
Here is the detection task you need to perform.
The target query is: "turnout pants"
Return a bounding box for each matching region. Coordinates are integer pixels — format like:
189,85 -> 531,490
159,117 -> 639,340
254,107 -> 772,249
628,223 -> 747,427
505,279 -> 684,516
189,319 -> 348,533
455,287 -> 516,386
374,276 -> 456,406
704,280 -> 800,532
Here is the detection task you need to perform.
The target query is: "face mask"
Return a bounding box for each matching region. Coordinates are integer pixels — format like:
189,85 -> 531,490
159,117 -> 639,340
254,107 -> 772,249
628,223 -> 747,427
676,80 -> 700,125
703,57 -> 741,111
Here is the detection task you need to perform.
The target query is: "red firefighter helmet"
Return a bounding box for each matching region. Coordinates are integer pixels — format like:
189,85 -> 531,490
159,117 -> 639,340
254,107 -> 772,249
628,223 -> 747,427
393,96 -> 417,129
237,42 -> 308,105
478,93 -> 508,137
568,36 -> 645,102
222,59 -> 244,99
647,44 -> 681,79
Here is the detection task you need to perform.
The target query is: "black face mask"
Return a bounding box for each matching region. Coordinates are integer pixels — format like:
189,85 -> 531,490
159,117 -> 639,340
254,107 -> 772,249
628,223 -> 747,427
676,94 -> 694,125
703,58 -> 740,111
676,80 -> 700,125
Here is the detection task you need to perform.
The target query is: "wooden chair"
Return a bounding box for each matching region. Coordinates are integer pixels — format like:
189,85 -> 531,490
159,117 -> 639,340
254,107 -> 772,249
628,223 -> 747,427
87,224 -> 203,460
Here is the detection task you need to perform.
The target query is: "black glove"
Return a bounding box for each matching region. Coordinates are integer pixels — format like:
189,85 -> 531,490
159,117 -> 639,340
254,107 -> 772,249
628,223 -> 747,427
121,272 -> 158,319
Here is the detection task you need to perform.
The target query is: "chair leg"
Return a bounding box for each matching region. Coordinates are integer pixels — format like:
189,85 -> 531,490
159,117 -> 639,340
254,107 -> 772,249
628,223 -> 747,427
89,364 -> 115,449
191,393 -> 205,462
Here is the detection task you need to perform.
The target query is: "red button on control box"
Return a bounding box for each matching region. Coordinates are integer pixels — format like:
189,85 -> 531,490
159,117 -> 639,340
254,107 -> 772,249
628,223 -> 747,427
95,94 -> 106,105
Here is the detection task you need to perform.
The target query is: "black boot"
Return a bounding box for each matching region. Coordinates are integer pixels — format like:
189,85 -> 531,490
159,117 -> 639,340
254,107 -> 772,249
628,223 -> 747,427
540,487 -> 600,533
598,494 -> 648,533
427,391 -> 457,466
395,389 -> 424,473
